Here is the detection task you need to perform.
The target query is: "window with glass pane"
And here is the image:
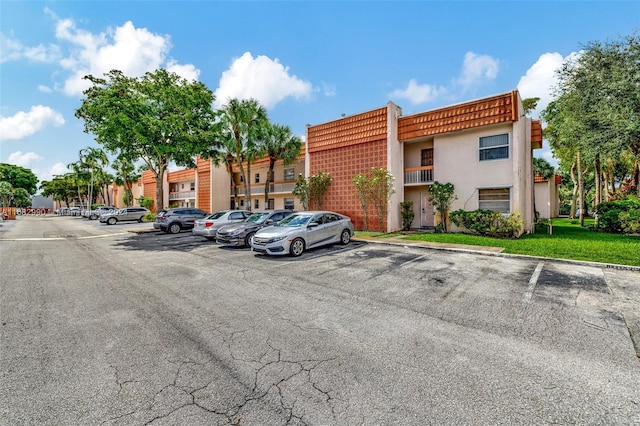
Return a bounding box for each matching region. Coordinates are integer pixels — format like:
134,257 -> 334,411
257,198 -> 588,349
479,134 -> 509,161
479,188 -> 510,213
284,198 -> 294,210
284,168 -> 295,181
254,199 -> 259,209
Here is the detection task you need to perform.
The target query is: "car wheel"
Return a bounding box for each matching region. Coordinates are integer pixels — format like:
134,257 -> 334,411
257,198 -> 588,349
206,237 -> 215,241
90,214 -> 97,220
245,232 -> 256,247
340,229 -> 351,245
138,216 -> 144,223
107,217 -> 117,225
168,223 -> 181,234
289,238 -> 305,257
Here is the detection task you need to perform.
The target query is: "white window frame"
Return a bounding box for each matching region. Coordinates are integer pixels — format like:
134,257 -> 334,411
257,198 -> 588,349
479,133 -> 510,161
478,187 -> 511,214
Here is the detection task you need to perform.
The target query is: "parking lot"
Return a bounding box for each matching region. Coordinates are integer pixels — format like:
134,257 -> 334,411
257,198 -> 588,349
1,215 -> 639,425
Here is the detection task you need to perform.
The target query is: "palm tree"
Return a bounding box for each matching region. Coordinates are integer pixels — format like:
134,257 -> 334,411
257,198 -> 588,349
217,98 -> 268,210
78,147 -> 109,208
262,123 -> 302,207
112,155 -> 141,207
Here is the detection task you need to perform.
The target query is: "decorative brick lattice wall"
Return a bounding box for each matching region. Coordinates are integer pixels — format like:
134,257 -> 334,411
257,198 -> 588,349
310,138 -> 387,231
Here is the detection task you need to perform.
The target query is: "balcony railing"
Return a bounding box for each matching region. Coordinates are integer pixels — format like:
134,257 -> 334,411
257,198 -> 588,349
404,166 -> 434,185
169,190 -> 195,200
236,182 -> 295,196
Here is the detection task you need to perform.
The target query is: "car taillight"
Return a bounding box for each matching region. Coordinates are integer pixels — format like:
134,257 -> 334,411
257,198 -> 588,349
204,222 -> 214,227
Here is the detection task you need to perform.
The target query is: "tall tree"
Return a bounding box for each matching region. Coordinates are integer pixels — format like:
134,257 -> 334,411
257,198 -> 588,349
262,123 -> 302,207
543,32 -> 640,213
0,163 -> 38,195
76,69 -> 217,212
217,98 -> 268,211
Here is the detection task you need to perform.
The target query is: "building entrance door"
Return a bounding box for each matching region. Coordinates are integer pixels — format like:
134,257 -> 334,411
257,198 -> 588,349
420,191 -> 434,228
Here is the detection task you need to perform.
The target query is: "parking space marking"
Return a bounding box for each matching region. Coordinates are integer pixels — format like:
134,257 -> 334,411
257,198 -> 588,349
399,254 -> 427,268
517,261 -> 545,322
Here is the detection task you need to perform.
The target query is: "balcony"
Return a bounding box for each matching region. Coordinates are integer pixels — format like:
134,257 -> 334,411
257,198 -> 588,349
404,166 -> 434,185
236,182 -> 296,196
169,190 -> 195,200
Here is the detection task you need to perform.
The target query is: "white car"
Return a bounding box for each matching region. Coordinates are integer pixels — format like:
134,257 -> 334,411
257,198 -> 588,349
250,211 -> 354,257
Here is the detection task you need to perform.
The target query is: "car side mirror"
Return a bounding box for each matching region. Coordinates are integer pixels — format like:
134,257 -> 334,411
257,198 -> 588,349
308,222 -> 319,228
265,220 -> 275,225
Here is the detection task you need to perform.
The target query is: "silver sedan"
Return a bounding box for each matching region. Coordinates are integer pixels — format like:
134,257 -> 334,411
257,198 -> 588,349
250,211 -> 354,256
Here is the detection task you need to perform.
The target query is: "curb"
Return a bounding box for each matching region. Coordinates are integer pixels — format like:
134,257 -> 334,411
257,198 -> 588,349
352,236 -> 640,272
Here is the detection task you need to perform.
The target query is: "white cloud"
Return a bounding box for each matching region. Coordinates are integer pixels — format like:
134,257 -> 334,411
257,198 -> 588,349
49,15 -> 200,96
389,51 -> 498,105
517,52 -> 571,119
38,85 -> 53,93
166,59 -> 200,81
50,162 -> 69,176
389,79 -> 447,105
7,151 -> 43,167
214,52 -> 313,109
0,105 -> 65,142
322,82 -> 336,97
0,33 -> 60,63
455,52 -> 499,90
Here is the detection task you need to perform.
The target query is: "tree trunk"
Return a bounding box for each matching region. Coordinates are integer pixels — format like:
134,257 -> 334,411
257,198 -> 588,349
577,151 -> 585,227
570,162 -> 578,218
246,162 -> 252,211
264,157 -> 276,208
594,153 -> 601,206
154,165 -> 166,213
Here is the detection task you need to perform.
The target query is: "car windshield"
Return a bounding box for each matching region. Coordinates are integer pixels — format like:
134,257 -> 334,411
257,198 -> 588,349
277,214 -> 312,227
245,213 -> 270,224
206,211 -> 226,220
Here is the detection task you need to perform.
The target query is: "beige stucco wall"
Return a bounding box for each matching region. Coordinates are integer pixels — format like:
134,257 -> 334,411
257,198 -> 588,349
386,102 -> 404,231
427,119 -> 534,234
535,179 -> 559,219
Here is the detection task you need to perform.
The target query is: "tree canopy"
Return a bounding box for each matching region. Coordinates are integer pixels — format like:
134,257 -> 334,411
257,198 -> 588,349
0,163 -> 38,195
75,69 -> 218,211
541,32 -> 640,221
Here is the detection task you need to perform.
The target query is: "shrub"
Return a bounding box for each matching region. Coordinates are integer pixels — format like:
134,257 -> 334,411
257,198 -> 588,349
143,212 -> 156,222
450,209 -> 523,238
400,201 -> 414,231
594,196 -> 640,233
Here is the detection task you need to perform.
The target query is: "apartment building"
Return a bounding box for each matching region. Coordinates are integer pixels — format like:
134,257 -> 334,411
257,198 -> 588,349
141,153 -> 306,213
306,90 -> 543,234
140,90 -> 546,234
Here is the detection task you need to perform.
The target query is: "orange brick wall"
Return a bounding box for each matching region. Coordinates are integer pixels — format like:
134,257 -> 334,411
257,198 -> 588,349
142,170 -> 157,212
197,170 -> 211,211
309,138 -> 387,230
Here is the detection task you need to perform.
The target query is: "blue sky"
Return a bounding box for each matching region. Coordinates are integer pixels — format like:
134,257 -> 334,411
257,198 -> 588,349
1,1 -> 639,187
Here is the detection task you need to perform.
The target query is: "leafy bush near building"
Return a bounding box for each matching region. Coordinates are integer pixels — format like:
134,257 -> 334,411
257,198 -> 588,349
594,196 -> 640,233
450,209 -> 523,238
400,201 -> 414,231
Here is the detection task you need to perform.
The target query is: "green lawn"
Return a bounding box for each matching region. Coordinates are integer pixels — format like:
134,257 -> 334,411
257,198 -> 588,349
361,218 -> 640,267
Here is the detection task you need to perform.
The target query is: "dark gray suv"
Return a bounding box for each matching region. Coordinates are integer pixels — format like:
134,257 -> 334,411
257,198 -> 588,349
154,208 -> 208,234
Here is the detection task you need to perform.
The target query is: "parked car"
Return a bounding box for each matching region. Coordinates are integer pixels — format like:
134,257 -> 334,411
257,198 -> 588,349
250,211 -> 353,256
85,206 -> 116,220
216,210 -> 294,247
192,210 -> 252,240
99,207 -> 149,225
69,207 -> 81,216
153,207 -> 209,234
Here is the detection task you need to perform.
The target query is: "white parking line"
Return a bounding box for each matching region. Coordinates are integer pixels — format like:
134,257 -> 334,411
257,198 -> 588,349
517,261 -> 545,322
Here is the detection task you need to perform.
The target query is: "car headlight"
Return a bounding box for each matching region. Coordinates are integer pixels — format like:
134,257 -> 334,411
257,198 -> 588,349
267,235 -> 288,243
